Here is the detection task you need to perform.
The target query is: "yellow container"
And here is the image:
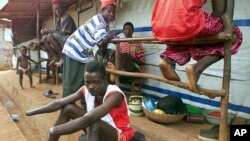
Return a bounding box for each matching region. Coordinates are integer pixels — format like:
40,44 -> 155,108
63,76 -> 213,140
128,96 -> 144,116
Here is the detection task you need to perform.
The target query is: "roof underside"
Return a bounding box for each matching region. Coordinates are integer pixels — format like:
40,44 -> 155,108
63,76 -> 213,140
0,0 -> 83,45
0,0 -> 78,20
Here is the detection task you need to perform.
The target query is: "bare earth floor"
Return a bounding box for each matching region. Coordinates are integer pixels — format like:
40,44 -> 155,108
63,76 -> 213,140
0,70 -> 249,141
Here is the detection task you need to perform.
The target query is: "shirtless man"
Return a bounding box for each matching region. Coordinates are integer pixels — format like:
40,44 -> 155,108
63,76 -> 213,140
16,46 -> 39,90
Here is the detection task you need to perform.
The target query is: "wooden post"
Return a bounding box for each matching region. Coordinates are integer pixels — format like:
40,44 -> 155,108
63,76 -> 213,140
28,49 -> 31,71
55,67 -> 59,85
37,0 -> 41,83
220,0 -> 234,141
115,43 -> 120,85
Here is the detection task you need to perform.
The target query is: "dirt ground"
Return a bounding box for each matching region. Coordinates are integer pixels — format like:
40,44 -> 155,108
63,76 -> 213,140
0,70 -> 249,141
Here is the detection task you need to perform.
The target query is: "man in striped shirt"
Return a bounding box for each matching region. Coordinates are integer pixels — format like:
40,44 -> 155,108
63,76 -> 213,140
61,0 -> 120,97
118,22 -> 145,82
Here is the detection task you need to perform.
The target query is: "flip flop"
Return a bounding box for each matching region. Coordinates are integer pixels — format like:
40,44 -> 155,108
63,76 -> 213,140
48,90 -> 59,95
43,92 -> 56,99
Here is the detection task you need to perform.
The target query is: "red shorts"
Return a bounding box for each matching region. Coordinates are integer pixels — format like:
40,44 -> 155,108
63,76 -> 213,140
160,12 -> 243,65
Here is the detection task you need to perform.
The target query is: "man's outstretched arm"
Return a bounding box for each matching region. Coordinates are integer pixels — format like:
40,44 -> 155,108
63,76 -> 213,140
49,92 -> 123,135
26,86 -> 84,116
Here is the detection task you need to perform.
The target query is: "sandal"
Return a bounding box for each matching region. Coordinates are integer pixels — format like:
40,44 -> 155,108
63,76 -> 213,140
48,90 -> 59,95
43,91 -> 56,99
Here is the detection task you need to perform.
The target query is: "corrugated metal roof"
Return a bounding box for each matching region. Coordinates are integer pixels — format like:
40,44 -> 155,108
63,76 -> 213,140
0,0 -> 81,45
0,0 -> 77,20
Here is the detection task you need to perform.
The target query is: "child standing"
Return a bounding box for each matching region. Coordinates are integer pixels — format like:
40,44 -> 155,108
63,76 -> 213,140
16,46 -> 39,90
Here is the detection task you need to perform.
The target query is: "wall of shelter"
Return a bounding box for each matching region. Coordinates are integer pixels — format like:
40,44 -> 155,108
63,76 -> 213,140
39,0 -> 250,119
0,25 -> 13,70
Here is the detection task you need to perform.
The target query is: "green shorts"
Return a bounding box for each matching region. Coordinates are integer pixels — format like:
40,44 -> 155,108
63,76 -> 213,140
62,55 -> 85,97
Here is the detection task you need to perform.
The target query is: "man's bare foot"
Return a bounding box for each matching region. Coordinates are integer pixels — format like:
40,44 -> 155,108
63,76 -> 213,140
20,87 -> 24,90
185,64 -> 198,92
55,59 -> 63,67
159,58 -> 180,81
107,62 -> 116,83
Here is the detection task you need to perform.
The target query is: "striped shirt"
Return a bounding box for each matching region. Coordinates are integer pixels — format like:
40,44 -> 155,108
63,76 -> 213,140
62,14 -> 109,63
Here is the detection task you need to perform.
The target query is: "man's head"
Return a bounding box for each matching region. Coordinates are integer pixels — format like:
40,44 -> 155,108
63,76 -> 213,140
123,22 -> 134,38
20,46 -> 27,55
84,61 -> 107,96
51,0 -> 64,17
101,0 -> 116,23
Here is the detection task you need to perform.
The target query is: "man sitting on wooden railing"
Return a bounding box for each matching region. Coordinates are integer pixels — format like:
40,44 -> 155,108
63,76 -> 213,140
41,0 -> 77,67
152,0 -> 242,92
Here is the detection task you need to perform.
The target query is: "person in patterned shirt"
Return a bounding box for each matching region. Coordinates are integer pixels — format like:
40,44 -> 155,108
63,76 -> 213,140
118,22 -> 145,82
41,0 -> 77,67
152,0 -> 242,92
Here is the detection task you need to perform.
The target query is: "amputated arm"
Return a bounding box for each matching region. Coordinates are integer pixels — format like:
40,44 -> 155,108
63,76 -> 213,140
26,86 -> 84,116
25,100 -> 63,116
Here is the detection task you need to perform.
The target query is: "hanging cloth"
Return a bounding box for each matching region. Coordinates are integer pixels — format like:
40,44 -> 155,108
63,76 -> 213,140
151,0 -> 206,42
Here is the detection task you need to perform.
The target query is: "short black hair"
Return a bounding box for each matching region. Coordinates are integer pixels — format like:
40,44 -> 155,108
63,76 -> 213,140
20,45 -> 27,50
85,61 -> 106,79
123,22 -> 134,30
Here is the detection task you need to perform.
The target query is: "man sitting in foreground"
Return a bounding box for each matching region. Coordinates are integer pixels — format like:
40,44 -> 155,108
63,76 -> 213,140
25,61 -> 134,141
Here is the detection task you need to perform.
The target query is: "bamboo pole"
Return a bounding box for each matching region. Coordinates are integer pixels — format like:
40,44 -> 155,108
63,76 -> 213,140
114,43 -> 120,85
111,32 -> 234,45
37,0 -> 41,84
107,69 -> 226,97
219,0 -> 234,141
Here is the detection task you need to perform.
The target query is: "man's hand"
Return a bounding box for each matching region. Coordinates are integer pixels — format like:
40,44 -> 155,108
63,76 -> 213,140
49,127 -> 56,135
41,28 -> 52,35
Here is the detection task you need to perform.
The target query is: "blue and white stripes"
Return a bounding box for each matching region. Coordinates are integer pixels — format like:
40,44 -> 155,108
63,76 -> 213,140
62,14 -> 108,63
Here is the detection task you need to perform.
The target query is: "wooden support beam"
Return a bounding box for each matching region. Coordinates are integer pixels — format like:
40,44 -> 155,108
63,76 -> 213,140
219,0 -> 235,141
111,32 -> 234,45
107,69 -> 226,98
37,0 -> 42,84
